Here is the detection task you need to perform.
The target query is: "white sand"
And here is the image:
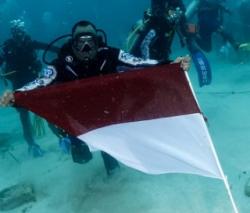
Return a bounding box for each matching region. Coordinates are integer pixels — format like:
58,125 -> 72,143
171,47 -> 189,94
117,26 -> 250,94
1,57 -> 250,213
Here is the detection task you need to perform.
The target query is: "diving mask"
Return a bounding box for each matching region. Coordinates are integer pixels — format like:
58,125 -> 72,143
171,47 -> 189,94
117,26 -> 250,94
73,34 -> 97,52
72,34 -> 98,61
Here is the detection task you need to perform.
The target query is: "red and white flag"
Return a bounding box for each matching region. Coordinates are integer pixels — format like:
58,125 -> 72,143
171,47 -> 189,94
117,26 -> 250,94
14,64 -> 223,179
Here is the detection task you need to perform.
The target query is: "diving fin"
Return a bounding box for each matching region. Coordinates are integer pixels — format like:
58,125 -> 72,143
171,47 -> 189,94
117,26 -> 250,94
188,43 -> 212,87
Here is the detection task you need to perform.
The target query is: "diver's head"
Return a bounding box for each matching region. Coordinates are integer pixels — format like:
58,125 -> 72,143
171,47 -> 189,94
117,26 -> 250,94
71,20 -> 99,62
10,19 -> 26,41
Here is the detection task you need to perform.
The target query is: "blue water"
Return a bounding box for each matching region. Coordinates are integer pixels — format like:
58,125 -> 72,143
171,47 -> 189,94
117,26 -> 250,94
1,0 -> 250,212
0,0 -> 149,46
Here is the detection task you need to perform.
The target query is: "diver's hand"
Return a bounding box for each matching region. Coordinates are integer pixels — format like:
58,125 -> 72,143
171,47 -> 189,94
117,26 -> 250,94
173,55 -> 191,72
0,90 -> 15,107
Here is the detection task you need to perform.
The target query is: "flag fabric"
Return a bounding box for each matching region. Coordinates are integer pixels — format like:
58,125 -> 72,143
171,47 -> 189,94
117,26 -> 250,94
14,64 -> 223,179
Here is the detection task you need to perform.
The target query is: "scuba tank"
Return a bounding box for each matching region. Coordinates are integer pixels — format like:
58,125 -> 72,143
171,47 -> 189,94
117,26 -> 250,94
185,0 -> 200,19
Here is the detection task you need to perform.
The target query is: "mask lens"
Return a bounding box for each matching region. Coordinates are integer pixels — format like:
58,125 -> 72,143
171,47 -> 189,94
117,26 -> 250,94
12,29 -> 25,39
74,35 -> 96,52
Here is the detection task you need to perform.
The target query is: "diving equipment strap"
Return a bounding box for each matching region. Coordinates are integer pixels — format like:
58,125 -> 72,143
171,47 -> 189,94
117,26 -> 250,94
0,70 -> 17,77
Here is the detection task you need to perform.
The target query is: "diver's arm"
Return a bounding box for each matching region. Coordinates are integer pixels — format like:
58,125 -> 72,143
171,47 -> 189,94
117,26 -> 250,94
178,10 -> 189,35
117,49 -> 190,72
0,66 -> 58,107
16,66 -> 57,92
117,50 -> 159,67
32,40 -> 60,53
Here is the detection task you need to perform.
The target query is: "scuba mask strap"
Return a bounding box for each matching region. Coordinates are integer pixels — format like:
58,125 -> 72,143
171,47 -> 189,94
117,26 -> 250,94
96,29 -> 107,46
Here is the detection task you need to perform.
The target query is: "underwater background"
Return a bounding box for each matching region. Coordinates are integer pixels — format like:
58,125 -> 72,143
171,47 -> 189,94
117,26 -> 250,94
1,0 -> 250,212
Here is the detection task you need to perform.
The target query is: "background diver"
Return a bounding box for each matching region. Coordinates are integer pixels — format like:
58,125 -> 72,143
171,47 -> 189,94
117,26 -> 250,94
126,0 -> 211,87
186,0 -> 243,53
126,0 -> 189,61
0,19 -> 59,157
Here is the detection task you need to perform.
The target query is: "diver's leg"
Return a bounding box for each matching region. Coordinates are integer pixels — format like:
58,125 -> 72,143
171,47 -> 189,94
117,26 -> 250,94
195,23 -> 213,52
16,108 -> 34,146
101,151 -> 120,176
195,33 -> 212,52
16,107 -> 44,157
48,123 -> 71,154
218,27 -> 239,51
69,136 -> 92,164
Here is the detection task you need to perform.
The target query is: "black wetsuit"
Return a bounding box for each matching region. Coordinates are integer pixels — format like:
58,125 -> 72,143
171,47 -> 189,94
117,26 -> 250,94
196,0 -> 238,52
55,42 -> 148,80
129,0 -> 187,61
17,41 -> 158,175
0,34 -> 59,151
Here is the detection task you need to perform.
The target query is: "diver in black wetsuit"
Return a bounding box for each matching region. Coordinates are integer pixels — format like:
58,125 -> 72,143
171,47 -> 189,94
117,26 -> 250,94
0,19 -> 60,157
0,19 -> 46,157
126,0 -> 189,61
194,0 -> 240,52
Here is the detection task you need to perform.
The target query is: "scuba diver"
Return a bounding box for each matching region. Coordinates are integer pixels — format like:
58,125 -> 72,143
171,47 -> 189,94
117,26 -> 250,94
0,20 -> 190,175
126,0 -> 188,61
0,19 -> 59,157
126,0 -> 211,87
186,0 -> 240,52
0,19 -> 47,157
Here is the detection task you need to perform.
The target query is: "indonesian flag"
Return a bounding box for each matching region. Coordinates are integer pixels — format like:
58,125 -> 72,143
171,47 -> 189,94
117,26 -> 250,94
14,64 -> 223,179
